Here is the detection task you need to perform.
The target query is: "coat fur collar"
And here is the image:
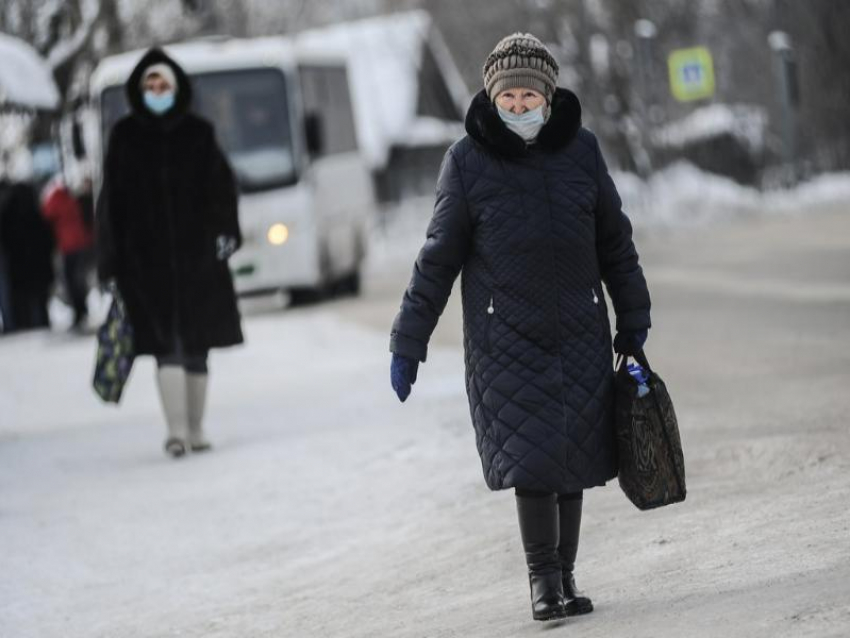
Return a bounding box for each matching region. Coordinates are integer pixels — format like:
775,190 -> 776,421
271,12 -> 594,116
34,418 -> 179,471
464,87 -> 582,158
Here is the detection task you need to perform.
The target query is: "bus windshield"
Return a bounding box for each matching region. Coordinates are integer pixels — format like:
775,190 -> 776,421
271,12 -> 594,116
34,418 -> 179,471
100,67 -> 296,193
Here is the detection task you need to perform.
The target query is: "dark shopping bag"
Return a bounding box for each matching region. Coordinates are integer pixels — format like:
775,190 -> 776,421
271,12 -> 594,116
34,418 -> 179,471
93,292 -> 135,403
614,351 -> 686,510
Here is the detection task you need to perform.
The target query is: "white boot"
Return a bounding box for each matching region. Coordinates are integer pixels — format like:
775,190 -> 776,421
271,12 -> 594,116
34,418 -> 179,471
156,366 -> 189,458
186,372 -> 211,452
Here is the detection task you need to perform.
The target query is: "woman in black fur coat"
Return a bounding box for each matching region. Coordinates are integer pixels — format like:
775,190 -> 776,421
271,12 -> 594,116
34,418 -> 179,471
389,33 -> 651,622
96,48 -> 243,458
0,177 -> 55,332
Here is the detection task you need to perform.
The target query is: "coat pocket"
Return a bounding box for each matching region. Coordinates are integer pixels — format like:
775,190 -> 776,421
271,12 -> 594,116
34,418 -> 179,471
484,294 -> 495,352
592,286 -> 611,340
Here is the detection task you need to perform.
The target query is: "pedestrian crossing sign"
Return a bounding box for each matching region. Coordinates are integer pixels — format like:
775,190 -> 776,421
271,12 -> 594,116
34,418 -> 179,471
668,47 -> 715,102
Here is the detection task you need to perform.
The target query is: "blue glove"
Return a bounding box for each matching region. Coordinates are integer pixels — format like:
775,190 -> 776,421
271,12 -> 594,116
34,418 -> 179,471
391,354 -> 419,403
614,329 -> 648,356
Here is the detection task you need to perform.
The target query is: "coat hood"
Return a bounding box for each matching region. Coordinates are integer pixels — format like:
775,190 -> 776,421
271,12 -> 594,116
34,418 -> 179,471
126,48 -> 192,127
464,87 -> 582,158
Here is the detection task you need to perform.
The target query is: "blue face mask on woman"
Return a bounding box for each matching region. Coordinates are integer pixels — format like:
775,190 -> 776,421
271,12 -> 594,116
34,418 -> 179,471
497,105 -> 546,142
143,91 -> 176,115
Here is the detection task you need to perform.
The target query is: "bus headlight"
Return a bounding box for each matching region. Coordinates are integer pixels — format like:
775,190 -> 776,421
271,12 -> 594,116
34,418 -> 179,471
267,223 -> 289,246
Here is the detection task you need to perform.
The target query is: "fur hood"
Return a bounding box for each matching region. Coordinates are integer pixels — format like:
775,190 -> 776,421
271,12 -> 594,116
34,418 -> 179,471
464,87 -> 582,158
125,48 -> 193,129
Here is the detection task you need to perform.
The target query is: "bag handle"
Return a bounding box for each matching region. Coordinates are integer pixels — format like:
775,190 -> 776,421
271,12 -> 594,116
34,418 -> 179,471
634,349 -> 652,372
616,349 -> 652,373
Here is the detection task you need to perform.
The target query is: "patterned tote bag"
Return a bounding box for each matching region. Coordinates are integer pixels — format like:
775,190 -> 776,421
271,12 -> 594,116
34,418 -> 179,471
614,351 -> 686,510
93,291 -> 135,403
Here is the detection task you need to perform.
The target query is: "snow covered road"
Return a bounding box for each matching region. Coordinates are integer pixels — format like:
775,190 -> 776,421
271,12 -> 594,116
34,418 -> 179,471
2,202 -> 850,637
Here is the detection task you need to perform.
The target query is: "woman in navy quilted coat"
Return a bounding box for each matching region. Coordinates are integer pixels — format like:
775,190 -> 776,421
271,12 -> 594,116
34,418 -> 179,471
389,33 -> 651,622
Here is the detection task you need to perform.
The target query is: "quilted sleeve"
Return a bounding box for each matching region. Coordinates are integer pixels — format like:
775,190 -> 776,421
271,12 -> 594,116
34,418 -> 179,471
593,136 -> 651,332
390,149 -> 472,362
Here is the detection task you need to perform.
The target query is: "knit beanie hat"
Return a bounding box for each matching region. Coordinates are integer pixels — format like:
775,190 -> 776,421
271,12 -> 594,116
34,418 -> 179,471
140,63 -> 178,93
483,33 -> 559,104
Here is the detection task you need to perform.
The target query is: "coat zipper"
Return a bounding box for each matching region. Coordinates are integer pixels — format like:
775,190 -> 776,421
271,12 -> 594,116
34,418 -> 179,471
162,136 -> 181,351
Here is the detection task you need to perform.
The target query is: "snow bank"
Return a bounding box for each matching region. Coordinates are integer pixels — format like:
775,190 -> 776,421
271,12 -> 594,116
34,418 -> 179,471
616,162 -> 761,228
617,163 -> 850,230
368,195 -> 435,272
651,103 -> 768,153
399,116 -> 465,148
371,164 -> 850,259
765,171 -> 850,212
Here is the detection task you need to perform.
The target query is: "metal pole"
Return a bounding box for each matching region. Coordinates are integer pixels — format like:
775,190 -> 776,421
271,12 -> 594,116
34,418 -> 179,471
768,31 -> 797,185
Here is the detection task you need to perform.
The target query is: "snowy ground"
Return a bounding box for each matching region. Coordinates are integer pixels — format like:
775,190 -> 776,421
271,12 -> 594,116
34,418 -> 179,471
2,182 -> 850,637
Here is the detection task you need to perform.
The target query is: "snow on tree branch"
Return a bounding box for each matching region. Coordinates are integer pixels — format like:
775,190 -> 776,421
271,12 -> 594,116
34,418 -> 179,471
46,0 -> 103,72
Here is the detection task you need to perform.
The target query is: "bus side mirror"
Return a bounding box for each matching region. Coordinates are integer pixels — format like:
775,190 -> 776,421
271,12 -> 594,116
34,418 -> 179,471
305,112 -> 324,157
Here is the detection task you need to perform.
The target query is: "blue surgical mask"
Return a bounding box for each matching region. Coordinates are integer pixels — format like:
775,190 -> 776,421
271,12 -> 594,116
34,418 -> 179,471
497,105 -> 546,142
143,90 -> 175,115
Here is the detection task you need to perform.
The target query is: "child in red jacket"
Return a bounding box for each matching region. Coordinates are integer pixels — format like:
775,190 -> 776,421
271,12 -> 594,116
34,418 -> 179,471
41,177 -> 94,329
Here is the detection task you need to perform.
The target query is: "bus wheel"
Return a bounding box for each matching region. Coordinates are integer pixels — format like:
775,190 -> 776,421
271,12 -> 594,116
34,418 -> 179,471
335,268 -> 362,297
289,286 -> 327,306
290,243 -> 334,305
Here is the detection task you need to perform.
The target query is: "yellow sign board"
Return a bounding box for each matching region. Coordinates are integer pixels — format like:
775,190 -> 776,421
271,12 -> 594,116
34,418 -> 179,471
668,47 -> 715,102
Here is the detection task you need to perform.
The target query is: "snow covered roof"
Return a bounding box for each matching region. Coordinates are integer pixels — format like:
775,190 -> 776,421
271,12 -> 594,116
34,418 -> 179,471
89,11 -> 469,169
0,33 -> 61,111
89,36 -> 300,92
651,103 -> 768,153
294,10 -> 469,167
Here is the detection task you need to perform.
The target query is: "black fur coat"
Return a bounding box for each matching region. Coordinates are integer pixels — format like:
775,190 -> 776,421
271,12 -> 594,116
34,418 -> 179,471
96,48 -> 243,355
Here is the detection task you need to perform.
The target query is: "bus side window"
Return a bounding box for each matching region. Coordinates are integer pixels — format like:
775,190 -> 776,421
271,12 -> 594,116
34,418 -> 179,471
299,65 -> 358,157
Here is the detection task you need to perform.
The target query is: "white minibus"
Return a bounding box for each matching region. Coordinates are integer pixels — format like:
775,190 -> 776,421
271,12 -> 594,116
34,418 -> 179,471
89,36 -> 373,299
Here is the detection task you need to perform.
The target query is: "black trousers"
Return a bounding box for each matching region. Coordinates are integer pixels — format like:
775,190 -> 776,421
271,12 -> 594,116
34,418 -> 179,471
63,250 -> 92,324
9,288 -> 50,331
155,351 -> 209,374
515,488 -> 583,502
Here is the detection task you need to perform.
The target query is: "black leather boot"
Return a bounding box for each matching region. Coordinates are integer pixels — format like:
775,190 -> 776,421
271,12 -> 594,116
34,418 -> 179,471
516,493 -> 568,621
558,495 -> 594,616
